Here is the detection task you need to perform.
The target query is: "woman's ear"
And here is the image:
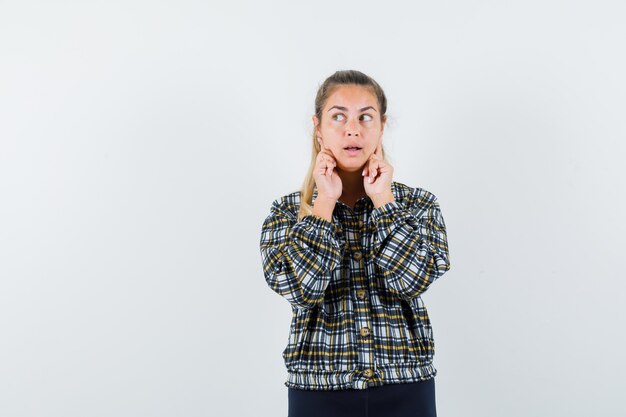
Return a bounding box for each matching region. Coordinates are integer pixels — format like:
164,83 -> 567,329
313,115 -> 327,150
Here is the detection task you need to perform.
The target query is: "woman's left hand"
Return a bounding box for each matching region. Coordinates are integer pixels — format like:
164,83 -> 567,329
362,140 -> 395,207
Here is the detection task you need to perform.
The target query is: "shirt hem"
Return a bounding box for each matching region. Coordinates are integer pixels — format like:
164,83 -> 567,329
284,362 -> 437,391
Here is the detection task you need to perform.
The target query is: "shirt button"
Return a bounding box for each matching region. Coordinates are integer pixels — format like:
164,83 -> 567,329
363,369 -> 373,378
360,327 -> 371,337
353,251 -> 362,261
358,220 -> 364,229
356,289 -> 366,299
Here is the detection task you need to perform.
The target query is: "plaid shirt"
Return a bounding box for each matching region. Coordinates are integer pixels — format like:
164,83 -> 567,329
259,181 -> 451,390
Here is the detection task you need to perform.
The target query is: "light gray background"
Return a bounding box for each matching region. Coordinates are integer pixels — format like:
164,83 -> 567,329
1,1 -> 624,416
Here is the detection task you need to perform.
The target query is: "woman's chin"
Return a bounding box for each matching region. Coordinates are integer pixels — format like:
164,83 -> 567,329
337,161 -> 366,172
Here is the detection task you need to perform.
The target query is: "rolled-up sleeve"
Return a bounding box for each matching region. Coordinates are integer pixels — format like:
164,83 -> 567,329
370,192 -> 451,301
260,199 -> 345,310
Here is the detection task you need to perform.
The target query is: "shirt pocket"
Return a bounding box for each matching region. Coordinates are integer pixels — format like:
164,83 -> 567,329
408,296 -> 435,361
374,304 -> 417,364
282,307 -> 313,368
283,304 -> 356,371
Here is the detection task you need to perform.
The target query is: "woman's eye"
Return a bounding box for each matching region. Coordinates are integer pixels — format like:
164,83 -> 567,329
332,113 -> 373,122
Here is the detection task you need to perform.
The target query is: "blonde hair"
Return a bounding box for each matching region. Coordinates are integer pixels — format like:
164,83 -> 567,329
297,70 -> 389,221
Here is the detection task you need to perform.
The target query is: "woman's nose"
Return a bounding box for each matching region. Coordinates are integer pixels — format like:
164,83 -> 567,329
346,120 -> 360,136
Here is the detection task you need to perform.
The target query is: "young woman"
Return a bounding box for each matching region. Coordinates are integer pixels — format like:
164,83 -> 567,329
259,70 -> 451,417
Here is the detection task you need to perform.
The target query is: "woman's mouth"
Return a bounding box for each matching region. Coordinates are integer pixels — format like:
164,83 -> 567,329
344,147 -> 362,156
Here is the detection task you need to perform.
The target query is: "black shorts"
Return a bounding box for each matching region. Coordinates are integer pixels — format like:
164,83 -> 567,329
287,377 -> 436,417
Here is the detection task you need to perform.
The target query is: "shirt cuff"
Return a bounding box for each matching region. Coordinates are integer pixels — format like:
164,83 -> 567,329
300,214 -> 341,238
292,214 -> 345,269
370,200 -> 414,246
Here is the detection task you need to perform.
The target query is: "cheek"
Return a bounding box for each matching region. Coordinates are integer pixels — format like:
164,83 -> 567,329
364,145 -> 376,156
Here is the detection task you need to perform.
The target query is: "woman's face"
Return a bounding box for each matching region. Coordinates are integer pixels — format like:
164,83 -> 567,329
313,84 -> 385,173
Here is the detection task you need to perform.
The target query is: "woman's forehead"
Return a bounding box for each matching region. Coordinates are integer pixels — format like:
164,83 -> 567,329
325,86 -> 378,111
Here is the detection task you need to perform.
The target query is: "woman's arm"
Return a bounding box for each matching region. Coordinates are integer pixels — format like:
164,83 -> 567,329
370,190 -> 451,301
259,198 -> 345,310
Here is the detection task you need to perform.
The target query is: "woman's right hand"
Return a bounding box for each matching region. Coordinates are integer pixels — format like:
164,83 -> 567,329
313,139 -> 342,201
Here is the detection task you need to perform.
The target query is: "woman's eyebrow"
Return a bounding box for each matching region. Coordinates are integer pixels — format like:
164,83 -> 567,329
328,105 -> 377,112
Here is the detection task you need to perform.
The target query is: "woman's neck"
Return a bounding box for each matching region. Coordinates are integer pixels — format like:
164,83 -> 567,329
338,169 -> 366,200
